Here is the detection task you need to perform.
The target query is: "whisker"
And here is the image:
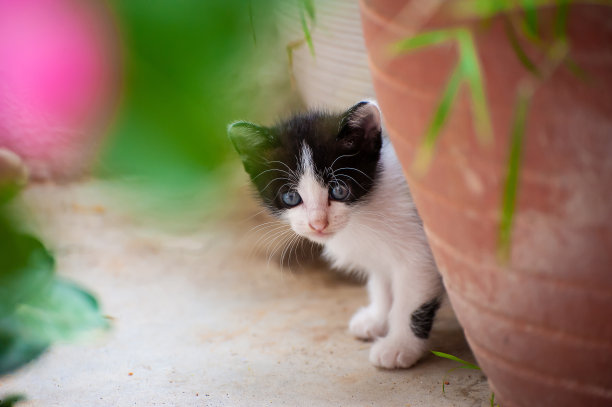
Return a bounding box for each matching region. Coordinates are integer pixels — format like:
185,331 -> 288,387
261,176 -> 292,193
335,173 -> 367,191
250,226 -> 290,257
251,167 -> 294,182
247,220 -> 286,234
329,152 -> 359,170
334,167 -> 374,181
267,230 -> 295,270
280,233 -> 300,273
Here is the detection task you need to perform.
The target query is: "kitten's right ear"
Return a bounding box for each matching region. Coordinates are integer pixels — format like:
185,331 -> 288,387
228,121 -> 273,163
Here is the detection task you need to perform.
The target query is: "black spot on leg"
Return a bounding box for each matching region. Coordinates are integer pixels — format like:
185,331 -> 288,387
410,298 -> 441,339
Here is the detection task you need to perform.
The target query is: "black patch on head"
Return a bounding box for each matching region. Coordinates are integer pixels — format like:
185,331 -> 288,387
228,101 -> 383,214
410,298 -> 441,339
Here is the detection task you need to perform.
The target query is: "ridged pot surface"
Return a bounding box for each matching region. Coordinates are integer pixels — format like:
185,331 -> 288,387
360,1 -> 612,406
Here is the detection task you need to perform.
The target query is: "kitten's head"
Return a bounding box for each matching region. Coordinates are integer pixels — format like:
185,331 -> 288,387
228,101 -> 382,243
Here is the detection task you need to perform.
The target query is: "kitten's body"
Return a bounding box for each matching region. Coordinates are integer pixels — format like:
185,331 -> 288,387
322,138 -> 442,368
229,101 -> 443,369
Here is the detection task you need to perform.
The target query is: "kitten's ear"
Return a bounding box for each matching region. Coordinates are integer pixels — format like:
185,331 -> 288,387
228,121 -> 273,164
337,101 -> 382,152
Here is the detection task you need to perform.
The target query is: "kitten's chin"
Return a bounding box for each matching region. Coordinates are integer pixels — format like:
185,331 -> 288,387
302,230 -> 334,244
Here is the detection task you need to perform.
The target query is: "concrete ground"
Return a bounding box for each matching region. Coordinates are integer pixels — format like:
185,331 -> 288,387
0,180 -> 492,406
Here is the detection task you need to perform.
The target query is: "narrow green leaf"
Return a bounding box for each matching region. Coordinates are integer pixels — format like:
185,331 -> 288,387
431,351 -> 481,370
412,63 -> 464,174
299,7 -> 315,57
300,0 -> 316,22
498,87 -> 532,262
451,0 -> 509,18
521,0 -> 539,39
393,29 -> 458,54
442,367 -> 459,393
553,0 -> 570,41
456,30 -> 493,144
490,392 -> 496,407
450,0 -> 554,19
504,17 -> 540,76
286,38 -> 306,89
564,56 -> 588,82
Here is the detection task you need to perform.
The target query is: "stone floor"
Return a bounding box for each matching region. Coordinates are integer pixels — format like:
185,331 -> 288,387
0,180 -> 492,406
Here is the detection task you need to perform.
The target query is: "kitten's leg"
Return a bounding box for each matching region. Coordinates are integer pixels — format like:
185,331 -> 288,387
369,267 -> 443,369
349,273 -> 391,340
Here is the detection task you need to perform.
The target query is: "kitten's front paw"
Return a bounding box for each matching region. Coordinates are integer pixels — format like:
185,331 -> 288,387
369,335 -> 426,369
349,307 -> 388,340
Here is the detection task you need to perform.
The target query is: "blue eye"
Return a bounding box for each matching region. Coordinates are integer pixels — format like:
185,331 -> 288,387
330,184 -> 349,201
281,190 -> 302,207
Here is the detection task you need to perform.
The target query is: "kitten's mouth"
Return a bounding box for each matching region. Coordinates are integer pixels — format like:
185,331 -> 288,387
306,230 -> 334,240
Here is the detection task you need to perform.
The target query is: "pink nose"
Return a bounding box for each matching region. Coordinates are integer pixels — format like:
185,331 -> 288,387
309,219 -> 329,233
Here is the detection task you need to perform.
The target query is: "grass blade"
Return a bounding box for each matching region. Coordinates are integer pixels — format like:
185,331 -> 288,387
521,0 -> 539,39
553,0 -> 570,41
456,30 -> 493,144
451,0 -> 555,19
498,86 -> 532,262
299,7 -> 315,57
300,0 -> 316,22
393,29 -> 458,54
412,63 -> 464,175
504,17 -> 540,76
431,351 -> 481,370
564,56 -> 589,82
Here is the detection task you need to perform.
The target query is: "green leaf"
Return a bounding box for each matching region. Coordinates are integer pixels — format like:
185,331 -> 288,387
456,29 -> 493,144
300,0 -> 316,22
504,17 -> 540,76
564,56 -> 588,81
0,395 -> 25,407
431,351 -> 481,370
0,205 -> 108,375
553,0 -> 570,41
450,0 -> 553,19
13,279 -> 108,343
0,330 -> 48,376
520,0 -> 539,39
412,63 -> 464,174
393,29 -> 458,54
299,7 -> 315,57
498,87 -> 532,262
0,232 -> 55,318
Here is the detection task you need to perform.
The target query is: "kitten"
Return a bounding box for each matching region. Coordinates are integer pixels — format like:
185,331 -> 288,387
228,101 -> 443,369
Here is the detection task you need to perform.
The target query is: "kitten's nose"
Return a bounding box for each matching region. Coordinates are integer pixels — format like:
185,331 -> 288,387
308,219 -> 329,233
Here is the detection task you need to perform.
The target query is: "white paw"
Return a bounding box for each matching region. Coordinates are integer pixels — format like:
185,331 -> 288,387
369,335 -> 426,369
349,307 -> 388,340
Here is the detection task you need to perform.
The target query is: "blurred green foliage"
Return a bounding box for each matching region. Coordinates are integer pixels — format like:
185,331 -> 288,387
100,0 -> 290,200
0,185 -> 107,376
0,395 -> 24,407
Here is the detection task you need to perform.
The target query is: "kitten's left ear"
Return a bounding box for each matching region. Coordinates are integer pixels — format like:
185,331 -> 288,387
228,121 -> 273,157
228,121 -> 275,174
337,100 -> 382,152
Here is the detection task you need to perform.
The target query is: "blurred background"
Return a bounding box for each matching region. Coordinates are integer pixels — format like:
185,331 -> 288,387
0,0 -> 305,384
0,1 -> 507,405
0,0 -> 302,198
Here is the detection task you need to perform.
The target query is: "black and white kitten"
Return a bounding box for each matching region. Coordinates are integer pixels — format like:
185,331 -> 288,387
228,101 -> 443,369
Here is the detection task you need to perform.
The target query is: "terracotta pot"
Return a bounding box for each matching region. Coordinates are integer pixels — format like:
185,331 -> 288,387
360,1 -> 612,406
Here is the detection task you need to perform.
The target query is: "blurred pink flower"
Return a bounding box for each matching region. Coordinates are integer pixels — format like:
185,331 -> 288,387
0,0 -> 118,179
